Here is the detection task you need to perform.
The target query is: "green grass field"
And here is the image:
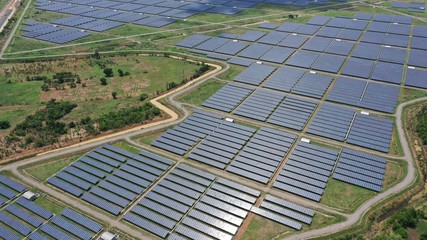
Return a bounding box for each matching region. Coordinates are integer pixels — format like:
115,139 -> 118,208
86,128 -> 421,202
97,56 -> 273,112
179,80 -> 226,106
25,155 -> 80,182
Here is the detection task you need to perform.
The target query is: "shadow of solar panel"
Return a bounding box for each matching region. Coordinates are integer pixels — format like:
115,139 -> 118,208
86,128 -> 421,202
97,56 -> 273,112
347,114 -> 394,152
308,103 -> 355,141
302,36 -> 333,52
311,54 -> 346,73
360,31 -> 386,44
237,43 -> 272,59
307,16 -> 330,25
378,46 -> 406,64
408,49 -> 427,68
341,57 -> 375,78
267,96 -> 318,130
371,62 -> 403,84
234,89 -> 285,121
292,72 -> 333,98
405,68 -> 427,89
234,64 -> 276,85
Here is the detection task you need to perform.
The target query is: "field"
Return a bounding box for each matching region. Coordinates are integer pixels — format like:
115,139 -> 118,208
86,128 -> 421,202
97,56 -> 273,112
179,79 -> 227,106
0,54 -> 201,135
321,160 -> 406,213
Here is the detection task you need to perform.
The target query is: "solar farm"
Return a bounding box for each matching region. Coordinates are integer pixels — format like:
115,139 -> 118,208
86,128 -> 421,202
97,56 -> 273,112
1,0 -> 427,238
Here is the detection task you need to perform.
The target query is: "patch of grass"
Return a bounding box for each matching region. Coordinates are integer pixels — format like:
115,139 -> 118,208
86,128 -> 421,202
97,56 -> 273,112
34,196 -> 64,215
0,80 -> 42,106
390,125 -> 404,156
399,88 -> 427,104
217,64 -> 246,81
310,141 -> 342,152
321,179 -> 376,213
322,160 -> 405,213
25,155 -> 80,182
138,130 -> 166,145
112,141 -> 141,154
241,215 -> 291,240
7,36 -> 55,53
416,220 -> 427,236
179,80 -> 226,106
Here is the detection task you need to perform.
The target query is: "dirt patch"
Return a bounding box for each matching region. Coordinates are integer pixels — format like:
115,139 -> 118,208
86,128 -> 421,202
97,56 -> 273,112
408,228 -> 419,240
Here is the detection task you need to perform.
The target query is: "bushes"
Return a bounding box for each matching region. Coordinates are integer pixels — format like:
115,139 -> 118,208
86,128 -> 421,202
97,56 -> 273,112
0,121 -> 10,129
416,106 -> 427,144
98,103 -> 160,131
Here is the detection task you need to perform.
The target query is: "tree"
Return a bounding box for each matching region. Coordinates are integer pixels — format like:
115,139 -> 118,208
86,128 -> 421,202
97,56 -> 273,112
100,78 -> 107,86
118,69 -> 124,77
112,92 -> 117,99
68,121 -> 76,128
0,121 -> 11,129
103,68 -> 113,77
92,50 -> 100,59
139,93 -> 149,102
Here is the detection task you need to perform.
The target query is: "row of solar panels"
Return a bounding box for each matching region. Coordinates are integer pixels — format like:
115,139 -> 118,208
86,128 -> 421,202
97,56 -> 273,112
333,148 -> 387,191
21,21 -> 90,44
392,1 -> 425,12
47,144 -> 173,215
0,192 -> 102,240
51,16 -> 124,31
226,127 -> 297,184
124,163 -> 315,239
274,142 -> 339,202
0,174 -> 26,206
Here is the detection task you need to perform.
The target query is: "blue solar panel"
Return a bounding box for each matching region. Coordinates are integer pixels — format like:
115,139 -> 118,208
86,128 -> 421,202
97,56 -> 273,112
16,197 -> 53,220
371,62 -> 403,84
405,68 -> 427,89
408,49 -> 427,68
342,57 -> 375,78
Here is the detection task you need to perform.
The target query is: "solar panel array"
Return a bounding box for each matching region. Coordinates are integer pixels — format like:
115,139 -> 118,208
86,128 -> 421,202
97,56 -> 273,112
48,144 -> 173,215
307,103 -> 355,141
152,109 -> 223,155
125,162 -> 315,238
0,175 -> 26,207
28,207 -> 103,240
392,1 -> 425,12
188,121 -> 256,169
227,127 -> 297,184
333,148 -> 386,192
347,114 -> 394,153
234,64 -> 276,85
201,83 -> 254,113
327,77 -> 400,113
274,142 -> 339,202
51,16 -> 124,31
251,194 -> 315,229
21,21 -> 90,44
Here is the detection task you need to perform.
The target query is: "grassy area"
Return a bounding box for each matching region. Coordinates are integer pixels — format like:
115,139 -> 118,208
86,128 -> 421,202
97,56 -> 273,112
179,80 -> 226,106
242,210 -> 344,240
322,159 -> 406,213
34,196 -> 65,215
138,130 -> 167,145
399,87 -> 427,104
390,125 -> 404,156
0,55 -> 201,134
217,64 -> 246,81
112,141 -> 141,154
25,155 -> 80,182
321,179 -> 376,213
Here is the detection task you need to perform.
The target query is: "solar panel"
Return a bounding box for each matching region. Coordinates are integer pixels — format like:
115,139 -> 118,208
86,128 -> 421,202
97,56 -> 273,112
286,51 -> 320,68
51,216 -> 93,240
6,204 -> 43,227
0,175 -> 26,192
311,54 -> 346,73
0,211 -> 32,236
307,16 -> 330,25
251,207 -> 302,230
378,46 -> 406,64
371,62 -> 403,84
234,64 -> 276,85
316,26 -> 342,38
291,72 -> 333,99
324,40 -> 354,56
237,31 -> 266,42
405,68 -> 427,89
342,57 -> 375,78
408,49 -> 427,68
278,34 -> 309,48
302,36 -> 333,52
237,43 -> 272,59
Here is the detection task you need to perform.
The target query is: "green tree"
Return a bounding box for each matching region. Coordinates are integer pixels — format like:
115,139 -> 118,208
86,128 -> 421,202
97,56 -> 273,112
118,69 -> 124,77
0,120 -> 11,129
100,78 -> 107,86
103,68 -> 113,77
92,50 -> 100,59
112,92 -> 117,99
139,93 -> 149,102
